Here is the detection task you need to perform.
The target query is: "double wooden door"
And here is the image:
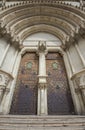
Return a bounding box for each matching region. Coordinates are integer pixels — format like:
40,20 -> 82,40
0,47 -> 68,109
10,52 -> 74,115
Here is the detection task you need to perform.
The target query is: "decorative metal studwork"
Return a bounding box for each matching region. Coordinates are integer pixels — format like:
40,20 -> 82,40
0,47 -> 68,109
10,53 -> 38,115
46,52 -> 75,115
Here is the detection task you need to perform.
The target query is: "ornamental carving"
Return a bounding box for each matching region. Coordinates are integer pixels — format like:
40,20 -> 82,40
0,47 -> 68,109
0,71 -> 12,90
73,72 -> 85,91
37,41 -> 48,54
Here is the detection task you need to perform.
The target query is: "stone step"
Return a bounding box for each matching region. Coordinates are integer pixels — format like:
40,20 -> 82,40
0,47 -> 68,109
0,115 -> 85,130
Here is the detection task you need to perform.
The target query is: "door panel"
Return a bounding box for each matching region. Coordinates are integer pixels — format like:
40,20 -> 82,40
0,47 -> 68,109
10,53 -> 38,115
46,53 -> 74,115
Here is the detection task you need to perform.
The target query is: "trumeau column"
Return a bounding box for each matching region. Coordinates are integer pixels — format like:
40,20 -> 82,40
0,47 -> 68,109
75,43 -> 85,67
37,41 -> 48,115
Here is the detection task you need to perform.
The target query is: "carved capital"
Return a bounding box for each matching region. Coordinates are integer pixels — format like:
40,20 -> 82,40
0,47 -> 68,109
37,41 -> 48,55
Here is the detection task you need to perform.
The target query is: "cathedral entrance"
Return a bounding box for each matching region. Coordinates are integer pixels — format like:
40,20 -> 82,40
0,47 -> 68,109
46,53 -> 74,115
10,51 -> 74,115
10,52 -> 38,115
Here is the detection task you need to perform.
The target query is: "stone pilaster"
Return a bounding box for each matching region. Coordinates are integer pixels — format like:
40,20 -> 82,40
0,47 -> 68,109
72,71 -> 85,114
75,43 -> 85,67
37,41 -> 48,115
63,52 -> 82,115
0,70 -> 13,114
66,50 -> 75,74
0,44 -> 10,68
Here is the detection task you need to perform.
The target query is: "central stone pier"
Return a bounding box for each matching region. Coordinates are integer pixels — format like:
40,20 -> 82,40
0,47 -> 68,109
37,41 -> 48,115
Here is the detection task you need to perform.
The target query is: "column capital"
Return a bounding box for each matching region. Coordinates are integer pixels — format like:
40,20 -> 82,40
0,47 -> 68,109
36,41 -> 48,55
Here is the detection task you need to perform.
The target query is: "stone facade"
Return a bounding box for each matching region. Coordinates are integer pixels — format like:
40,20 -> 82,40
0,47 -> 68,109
0,0 -> 85,129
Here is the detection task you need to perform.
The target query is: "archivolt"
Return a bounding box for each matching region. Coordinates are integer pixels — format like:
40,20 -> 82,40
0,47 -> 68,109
0,2 -> 85,47
17,24 -> 69,44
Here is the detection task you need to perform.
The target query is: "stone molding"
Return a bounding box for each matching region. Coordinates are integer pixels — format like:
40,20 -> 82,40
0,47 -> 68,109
0,1 -> 85,49
20,46 -> 64,56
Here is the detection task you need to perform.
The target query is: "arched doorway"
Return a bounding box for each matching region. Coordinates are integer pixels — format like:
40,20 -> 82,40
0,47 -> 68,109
10,33 -> 74,115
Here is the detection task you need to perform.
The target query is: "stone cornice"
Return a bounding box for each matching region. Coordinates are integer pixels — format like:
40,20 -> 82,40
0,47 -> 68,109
0,1 -> 84,17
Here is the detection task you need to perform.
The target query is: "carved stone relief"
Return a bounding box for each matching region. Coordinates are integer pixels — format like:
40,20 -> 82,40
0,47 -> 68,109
37,41 -> 48,55
72,71 -> 85,106
0,73 -> 10,88
0,70 -> 13,103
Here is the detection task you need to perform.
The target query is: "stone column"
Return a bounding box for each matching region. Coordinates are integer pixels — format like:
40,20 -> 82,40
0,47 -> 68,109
37,41 -> 48,115
0,44 -> 10,68
10,50 -> 18,73
74,75 -> 85,114
79,73 -> 85,106
66,50 -> 75,74
0,70 -> 13,114
75,44 -> 85,67
63,52 -> 82,114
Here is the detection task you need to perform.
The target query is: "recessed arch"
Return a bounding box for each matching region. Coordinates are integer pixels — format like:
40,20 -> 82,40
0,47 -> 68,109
9,15 -> 76,37
17,24 -> 69,45
0,3 -> 85,47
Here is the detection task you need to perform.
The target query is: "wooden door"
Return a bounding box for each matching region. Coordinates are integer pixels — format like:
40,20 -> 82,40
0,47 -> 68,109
10,53 -> 38,115
46,53 -> 74,115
